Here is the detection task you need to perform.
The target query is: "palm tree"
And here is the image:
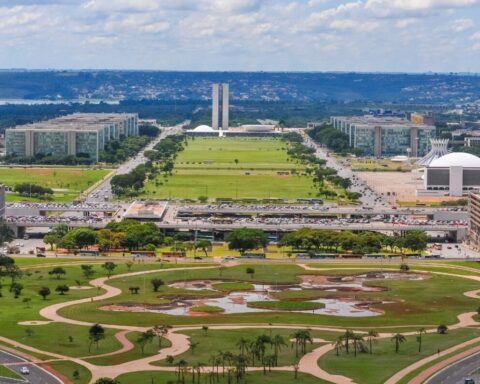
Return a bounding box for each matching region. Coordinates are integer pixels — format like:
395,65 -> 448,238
352,334 -> 364,357
333,336 -> 344,356
367,330 -> 379,355
272,334 -> 287,365
291,330 -> 312,357
236,337 -> 250,356
392,333 -> 407,353
417,328 -> 426,353
153,324 -> 171,349
343,330 -> 354,354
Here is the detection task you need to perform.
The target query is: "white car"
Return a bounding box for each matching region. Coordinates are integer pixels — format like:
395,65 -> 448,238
20,366 -> 30,375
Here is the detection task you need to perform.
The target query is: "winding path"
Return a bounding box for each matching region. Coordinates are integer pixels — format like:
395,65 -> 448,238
9,262 -> 480,383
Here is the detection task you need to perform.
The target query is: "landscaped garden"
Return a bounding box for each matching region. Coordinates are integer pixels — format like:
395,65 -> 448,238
2,256 -> 480,384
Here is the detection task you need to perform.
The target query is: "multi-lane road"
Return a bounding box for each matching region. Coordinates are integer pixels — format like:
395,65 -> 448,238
426,352 -> 480,384
0,349 -> 62,384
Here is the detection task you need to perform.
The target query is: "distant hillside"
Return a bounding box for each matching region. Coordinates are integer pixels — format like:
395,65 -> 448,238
0,70 -> 479,104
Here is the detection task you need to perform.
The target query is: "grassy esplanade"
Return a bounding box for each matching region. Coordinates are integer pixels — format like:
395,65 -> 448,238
141,137 -> 325,200
0,167 -> 111,202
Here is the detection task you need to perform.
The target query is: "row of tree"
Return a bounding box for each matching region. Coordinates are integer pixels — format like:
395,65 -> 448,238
279,228 -> 429,255
44,221 -> 165,252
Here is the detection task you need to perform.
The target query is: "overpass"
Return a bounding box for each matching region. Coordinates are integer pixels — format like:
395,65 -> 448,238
6,203 -> 123,214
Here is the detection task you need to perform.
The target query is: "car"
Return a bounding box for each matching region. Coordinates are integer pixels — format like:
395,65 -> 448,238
464,378 -> 475,384
20,366 -> 30,375
223,256 -> 236,261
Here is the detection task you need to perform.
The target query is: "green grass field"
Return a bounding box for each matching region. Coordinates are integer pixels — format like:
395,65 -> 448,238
0,167 -> 111,202
0,365 -> 23,380
141,137 -> 328,200
116,371 -> 327,384
319,328 -> 480,384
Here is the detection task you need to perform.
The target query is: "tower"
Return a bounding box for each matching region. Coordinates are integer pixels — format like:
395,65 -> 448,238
211,83 -> 229,130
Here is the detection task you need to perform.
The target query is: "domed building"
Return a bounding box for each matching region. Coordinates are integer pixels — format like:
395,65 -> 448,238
424,152 -> 480,196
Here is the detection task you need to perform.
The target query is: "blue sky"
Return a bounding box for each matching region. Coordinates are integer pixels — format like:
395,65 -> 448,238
1,0 -> 480,72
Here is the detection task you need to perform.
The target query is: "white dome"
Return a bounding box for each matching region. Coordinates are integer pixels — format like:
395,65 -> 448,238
193,125 -> 214,132
429,152 -> 480,168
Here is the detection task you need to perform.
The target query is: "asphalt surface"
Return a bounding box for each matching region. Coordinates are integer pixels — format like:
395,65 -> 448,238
0,350 -> 63,384
427,351 -> 480,384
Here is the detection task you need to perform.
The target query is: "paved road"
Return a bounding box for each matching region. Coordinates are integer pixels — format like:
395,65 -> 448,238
299,130 -> 388,206
427,351 -> 480,384
86,123 -> 184,203
0,350 -> 63,384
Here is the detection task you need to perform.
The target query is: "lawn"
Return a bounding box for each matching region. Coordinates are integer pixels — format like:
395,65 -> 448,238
141,137 -> 337,200
0,365 -> 23,380
0,167 -> 111,202
319,328 -> 480,384
350,158 -> 414,172
57,264 -> 480,329
153,328 -> 334,368
116,371 -> 327,384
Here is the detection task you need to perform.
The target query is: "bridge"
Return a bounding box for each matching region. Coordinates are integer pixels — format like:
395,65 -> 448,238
6,203 -> 123,214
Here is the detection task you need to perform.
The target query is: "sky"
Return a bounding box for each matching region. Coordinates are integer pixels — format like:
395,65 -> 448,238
1,0 -> 480,72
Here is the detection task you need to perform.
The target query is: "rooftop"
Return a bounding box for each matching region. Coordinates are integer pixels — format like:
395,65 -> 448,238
332,115 -> 435,128
429,152 -> 480,168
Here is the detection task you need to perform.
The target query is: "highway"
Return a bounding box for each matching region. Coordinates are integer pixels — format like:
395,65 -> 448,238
0,349 -> 63,384
427,351 -> 480,384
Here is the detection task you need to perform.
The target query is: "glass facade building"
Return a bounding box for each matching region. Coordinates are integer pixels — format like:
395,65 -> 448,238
330,116 -> 436,157
5,113 -> 138,162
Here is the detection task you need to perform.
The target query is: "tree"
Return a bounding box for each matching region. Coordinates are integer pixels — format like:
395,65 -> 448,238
56,284 -> 70,295
246,267 -> 255,278
81,265 -> 95,279
391,333 -> 406,353
43,233 -> 60,251
0,223 -> 14,245
136,330 -> 155,355
343,330 -> 354,354
129,286 -> 140,294
272,334 -> 287,365
195,240 -> 211,258
202,325 -> 209,336
226,228 -> 268,254
102,262 -> 117,278
49,266 -> 66,280
11,282 -> 23,298
417,328 -> 426,352
437,324 -> 448,334
367,330 -> 378,355
89,324 -> 105,352
151,278 -> 164,292
352,334 -> 365,357
153,324 -> 171,349
400,263 -> 410,272
94,379 -> 120,384
38,286 -> 51,300
64,227 -> 98,249
333,336 -> 344,356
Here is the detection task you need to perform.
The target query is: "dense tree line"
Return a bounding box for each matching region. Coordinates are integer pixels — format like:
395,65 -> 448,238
279,228 -> 428,255
99,135 -> 152,164
14,183 -> 53,198
5,153 -> 95,165
281,133 -> 355,199
307,123 -> 361,155
44,221 -> 164,252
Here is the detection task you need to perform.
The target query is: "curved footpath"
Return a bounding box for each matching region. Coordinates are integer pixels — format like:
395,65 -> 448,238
5,262 -> 480,383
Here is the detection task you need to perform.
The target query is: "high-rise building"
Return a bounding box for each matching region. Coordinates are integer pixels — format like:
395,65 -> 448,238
0,185 -> 5,221
330,116 -> 435,157
5,113 -> 138,163
211,83 -> 229,130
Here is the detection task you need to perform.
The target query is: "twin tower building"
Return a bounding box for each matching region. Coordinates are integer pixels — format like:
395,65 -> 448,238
212,83 -> 229,130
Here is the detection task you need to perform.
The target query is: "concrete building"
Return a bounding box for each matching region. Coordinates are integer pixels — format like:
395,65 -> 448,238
417,139 -> 449,167
469,192 -> 480,248
410,112 -> 435,126
422,152 -> 480,196
0,185 -> 5,221
330,116 -> 436,157
211,83 -> 229,130
5,113 -> 138,162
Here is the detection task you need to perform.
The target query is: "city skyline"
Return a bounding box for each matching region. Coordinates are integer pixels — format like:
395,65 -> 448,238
1,0 -> 480,72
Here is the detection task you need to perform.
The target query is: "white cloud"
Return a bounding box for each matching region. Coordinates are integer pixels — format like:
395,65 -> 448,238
451,18 -> 475,31
365,0 -> 480,18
